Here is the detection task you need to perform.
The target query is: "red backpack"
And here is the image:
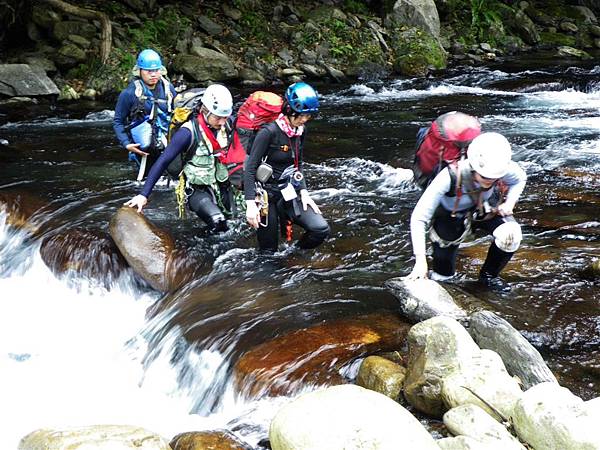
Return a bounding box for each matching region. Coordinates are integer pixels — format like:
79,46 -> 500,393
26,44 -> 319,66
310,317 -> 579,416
218,91 -> 283,187
413,111 -> 481,189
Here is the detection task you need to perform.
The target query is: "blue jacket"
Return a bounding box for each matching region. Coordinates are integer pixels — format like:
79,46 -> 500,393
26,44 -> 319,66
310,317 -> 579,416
113,77 -> 177,149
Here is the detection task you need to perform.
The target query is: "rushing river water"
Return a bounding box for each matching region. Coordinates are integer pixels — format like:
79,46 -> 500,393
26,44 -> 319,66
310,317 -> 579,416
1,54 -> 600,448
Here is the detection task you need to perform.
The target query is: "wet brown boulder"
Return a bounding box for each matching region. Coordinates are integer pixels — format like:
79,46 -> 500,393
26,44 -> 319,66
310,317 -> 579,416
234,313 -> 410,399
0,190 -> 50,234
109,207 -> 205,292
109,207 -> 175,291
169,430 -> 252,450
40,228 -> 128,286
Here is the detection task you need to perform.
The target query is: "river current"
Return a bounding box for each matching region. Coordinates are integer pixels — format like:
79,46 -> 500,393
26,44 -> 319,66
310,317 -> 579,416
1,54 -> 599,448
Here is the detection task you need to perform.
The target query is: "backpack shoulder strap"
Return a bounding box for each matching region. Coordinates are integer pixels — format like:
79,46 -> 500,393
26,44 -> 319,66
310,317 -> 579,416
447,165 -> 458,197
179,116 -> 200,164
161,76 -> 174,113
133,79 -> 143,99
255,122 -> 279,162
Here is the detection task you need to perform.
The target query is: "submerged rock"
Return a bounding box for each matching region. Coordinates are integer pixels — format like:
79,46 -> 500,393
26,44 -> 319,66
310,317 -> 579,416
40,228 -> 128,287
234,314 -> 410,398
18,425 -> 170,450
269,385 -> 439,450
385,277 -> 468,324
0,190 -> 51,234
469,310 -> 558,390
580,258 -> 600,279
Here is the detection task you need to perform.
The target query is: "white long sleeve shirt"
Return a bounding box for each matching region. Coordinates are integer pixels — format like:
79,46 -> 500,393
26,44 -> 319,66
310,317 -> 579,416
410,161 -> 527,257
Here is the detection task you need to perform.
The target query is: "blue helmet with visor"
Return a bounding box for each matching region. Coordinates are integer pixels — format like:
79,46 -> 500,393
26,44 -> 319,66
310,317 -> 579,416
137,49 -> 162,71
284,82 -> 319,115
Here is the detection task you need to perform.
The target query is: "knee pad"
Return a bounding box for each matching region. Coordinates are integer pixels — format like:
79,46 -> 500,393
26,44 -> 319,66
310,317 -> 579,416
308,222 -> 330,244
212,217 -> 228,232
313,222 -> 330,238
493,221 -> 522,253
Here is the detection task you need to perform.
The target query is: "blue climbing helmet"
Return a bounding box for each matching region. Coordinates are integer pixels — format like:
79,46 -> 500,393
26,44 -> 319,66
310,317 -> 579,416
137,49 -> 162,71
284,82 -> 319,114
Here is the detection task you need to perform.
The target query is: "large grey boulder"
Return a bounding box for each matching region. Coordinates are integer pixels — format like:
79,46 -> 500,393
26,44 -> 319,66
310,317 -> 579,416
19,425 -> 170,450
269,384 -> 439,450
438,435 -> 505,449
386,0 -> 440,39
511,382 -> 600,449
441,349 -> 523,421
557,46 -> 593,59
403,316 -> 480,417
502,8 -> 540,45
173,50 -> 238,82
443,404 -> 526,450
0,64 -> 59,97
469,311 -> 557,390
53,20 -> 97,41
385,277 -> 467,324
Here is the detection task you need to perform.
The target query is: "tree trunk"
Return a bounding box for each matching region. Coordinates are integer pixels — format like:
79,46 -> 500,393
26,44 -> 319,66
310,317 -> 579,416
42,0 -> 112,64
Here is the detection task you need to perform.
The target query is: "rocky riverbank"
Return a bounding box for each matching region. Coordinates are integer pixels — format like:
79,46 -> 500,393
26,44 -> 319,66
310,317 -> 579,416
3,192 -> 600,449
1,0 -> 600,102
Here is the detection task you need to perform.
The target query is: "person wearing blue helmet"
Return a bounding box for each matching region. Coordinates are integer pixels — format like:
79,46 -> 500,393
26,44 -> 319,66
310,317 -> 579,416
113,49 -> 177,179
243,82 -> 330,252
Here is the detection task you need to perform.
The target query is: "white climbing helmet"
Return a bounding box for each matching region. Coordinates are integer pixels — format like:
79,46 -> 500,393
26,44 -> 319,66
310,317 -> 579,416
201,84 -> 233,117
467,132 -> 512,179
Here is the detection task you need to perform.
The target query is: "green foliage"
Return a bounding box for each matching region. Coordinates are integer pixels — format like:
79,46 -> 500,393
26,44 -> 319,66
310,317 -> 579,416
230,1 -> 270,42
239,10 -> 270,42
99,1 -> 126,15
323,17 -> 383,63
66,59 -> 102,80
444,0 -> 511,47
327,18 -> 355,58
343,0 -> 370,15
470,0 -> 503,40
125,7 -> 192,51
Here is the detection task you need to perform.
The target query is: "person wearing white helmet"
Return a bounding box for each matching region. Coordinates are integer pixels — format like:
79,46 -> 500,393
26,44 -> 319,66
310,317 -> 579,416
407,132 -> 527,290
125,84 -> 235,232
113,49 -> 177,179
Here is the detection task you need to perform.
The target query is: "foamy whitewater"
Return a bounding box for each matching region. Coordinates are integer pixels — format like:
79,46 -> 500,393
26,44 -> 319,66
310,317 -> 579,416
0,212 -> 285,448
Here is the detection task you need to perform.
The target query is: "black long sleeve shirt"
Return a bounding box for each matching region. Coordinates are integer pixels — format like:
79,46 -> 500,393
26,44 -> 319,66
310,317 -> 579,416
243,123 -> 307,200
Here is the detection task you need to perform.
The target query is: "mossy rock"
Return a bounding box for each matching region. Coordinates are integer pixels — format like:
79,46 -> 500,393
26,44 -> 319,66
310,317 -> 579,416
539,31 -> 577,47
391,27 -> 446,77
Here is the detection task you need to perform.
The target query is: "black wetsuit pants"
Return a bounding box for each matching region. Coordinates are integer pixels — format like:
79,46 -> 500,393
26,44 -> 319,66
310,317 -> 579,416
187,182 -> 232,232
431,209 -> 514,278
257,191 -> 330,252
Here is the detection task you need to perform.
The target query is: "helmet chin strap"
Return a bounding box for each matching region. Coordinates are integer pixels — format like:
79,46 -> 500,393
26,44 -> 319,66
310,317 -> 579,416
202,110 -> 220,130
